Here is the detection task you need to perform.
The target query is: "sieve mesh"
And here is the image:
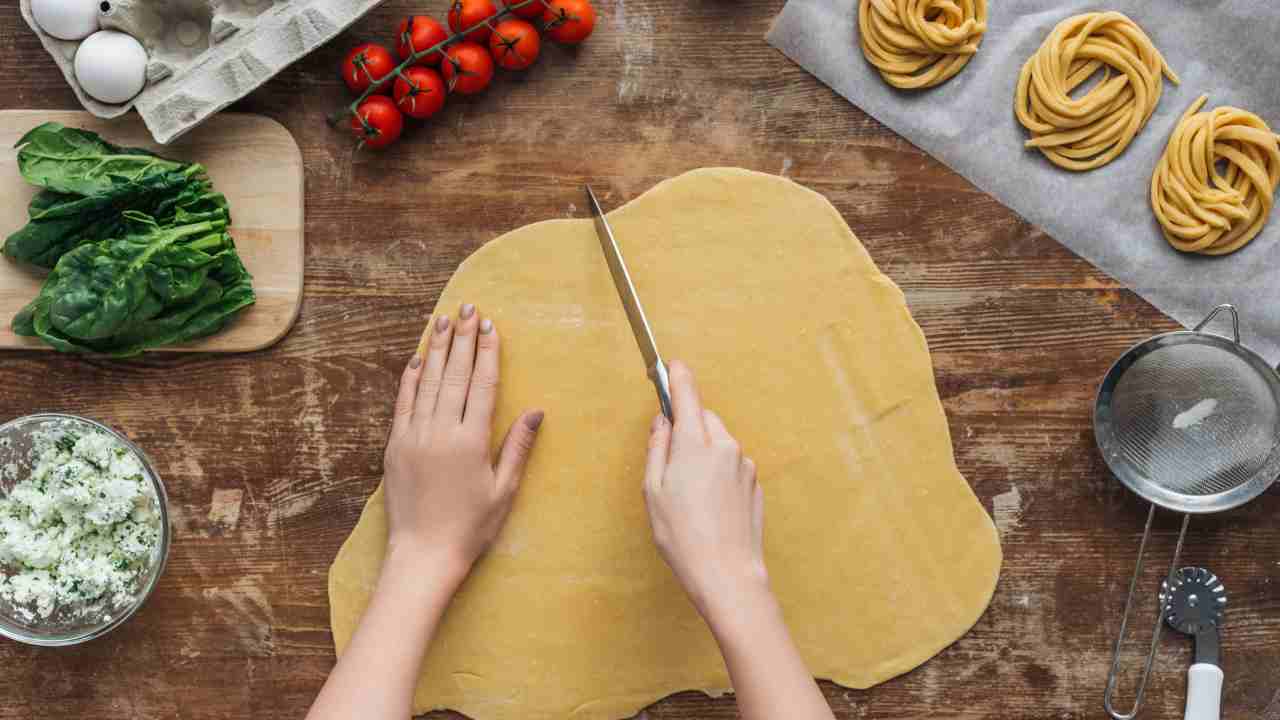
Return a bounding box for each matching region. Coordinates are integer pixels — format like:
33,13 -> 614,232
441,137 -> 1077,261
1106,341 -> 1280,497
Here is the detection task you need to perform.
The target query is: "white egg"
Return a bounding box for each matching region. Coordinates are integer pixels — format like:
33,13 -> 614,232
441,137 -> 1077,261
30,0 -> 100,41
74,30 -> 148,105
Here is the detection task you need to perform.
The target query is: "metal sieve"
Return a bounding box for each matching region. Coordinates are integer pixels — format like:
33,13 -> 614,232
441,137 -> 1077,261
1097,305 -> 1280,720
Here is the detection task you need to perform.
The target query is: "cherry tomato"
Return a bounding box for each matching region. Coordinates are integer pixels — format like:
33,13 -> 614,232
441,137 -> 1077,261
394,67 -> 447,120
442,42 -> 495,95
541,0 -> 595,45
396,16 -> 449,66
448,0 -> 498,43
350,95 -> 404,149
503,0 -> 545,20
342,43 -> 397,95
489,19 -> 540,70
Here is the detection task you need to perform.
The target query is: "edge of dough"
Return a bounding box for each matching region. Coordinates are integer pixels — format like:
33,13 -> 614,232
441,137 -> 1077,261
327,167 -> 1003,715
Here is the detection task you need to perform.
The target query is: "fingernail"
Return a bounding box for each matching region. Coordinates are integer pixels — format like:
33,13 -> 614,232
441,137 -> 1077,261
480,318 -> 494,334
460,303 -> 476,319
526,411 -> 545,430
435,315 -> 450,332
409,354 -> 422,369
651,414 -> 667,431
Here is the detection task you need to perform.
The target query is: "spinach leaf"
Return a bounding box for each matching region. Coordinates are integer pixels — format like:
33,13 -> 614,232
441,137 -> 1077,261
40,212 -> 230,340
2,123 -> 221,269
106,255 -> 256,356
19,250 -> 255,358
13,123 -> 190,197
4,167 -> 224,269
4,169 -> 202,267
11,257 -> 70,337
7,124 -> 256,356
28,189 -> 75,217
11,296 -> 42,336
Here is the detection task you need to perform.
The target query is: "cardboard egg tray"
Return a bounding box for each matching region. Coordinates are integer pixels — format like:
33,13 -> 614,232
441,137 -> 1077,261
20,0 -> 385,144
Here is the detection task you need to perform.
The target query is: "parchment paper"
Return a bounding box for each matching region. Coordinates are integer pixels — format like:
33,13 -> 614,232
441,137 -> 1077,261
768,0 -> 1280,360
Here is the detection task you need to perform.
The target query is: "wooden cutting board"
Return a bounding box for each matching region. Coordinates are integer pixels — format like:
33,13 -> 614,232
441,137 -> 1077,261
0,110 -> 303,353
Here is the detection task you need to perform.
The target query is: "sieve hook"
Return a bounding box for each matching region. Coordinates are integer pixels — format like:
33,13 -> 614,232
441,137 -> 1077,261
1103,508 -> 1191,720
1193,304 -> 1240,344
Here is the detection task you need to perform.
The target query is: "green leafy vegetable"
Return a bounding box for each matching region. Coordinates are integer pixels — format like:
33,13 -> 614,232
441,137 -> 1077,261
55,433 -> 79,454
41,212 -> 229,339
12,123 -> 189,197
5,124 -> 255,356
4,123 -> 229,269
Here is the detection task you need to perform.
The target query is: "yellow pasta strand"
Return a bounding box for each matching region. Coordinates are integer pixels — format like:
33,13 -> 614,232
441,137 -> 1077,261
1151,95 -> 1280,255
1015,12 -> 1178,171
858,0 -> 987,90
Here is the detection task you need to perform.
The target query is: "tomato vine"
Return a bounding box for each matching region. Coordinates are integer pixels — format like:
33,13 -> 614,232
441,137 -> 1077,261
329,0 -> 552,130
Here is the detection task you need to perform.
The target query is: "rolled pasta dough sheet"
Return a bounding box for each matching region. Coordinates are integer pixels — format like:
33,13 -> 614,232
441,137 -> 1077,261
328,168 -> 1002,720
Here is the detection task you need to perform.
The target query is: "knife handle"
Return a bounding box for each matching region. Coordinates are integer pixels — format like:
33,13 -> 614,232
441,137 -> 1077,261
649,360 -> 674,421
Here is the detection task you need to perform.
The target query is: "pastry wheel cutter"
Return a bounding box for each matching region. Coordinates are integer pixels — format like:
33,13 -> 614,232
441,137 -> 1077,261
1160,567 -> 1227,720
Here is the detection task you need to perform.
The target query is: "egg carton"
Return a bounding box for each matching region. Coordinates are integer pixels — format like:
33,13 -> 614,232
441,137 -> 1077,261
20,0 -> 386,144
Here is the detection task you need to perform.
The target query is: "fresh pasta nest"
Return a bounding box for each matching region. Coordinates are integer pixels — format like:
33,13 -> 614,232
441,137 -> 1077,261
1151,96 -> 1280,256
858,0 -> 987,90
1015,12 -> 1177,171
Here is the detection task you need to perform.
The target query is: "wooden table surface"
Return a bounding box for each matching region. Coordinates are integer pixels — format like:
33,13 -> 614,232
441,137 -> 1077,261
1,1 -> 1277,718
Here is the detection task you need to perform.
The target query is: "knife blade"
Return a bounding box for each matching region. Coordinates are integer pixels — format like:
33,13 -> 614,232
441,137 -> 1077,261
585,184 -> 673,420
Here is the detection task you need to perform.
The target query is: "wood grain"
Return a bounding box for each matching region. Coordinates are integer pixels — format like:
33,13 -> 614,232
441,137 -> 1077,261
0,111 -> 304,353
0,0 -> 1276,719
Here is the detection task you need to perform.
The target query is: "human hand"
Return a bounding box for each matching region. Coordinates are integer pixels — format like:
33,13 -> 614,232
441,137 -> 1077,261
642,361 -> 769,618
640,366 -> 834,720
382,303 -> 544,577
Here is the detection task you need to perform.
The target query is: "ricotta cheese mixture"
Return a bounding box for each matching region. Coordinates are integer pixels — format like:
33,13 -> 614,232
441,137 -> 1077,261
0,424 -> 161,624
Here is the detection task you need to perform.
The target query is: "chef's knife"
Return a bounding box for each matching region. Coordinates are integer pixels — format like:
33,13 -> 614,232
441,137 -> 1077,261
585,185 -> 673,420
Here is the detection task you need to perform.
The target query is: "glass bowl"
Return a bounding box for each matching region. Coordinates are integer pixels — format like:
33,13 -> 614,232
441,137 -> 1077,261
0,413 -> 170,646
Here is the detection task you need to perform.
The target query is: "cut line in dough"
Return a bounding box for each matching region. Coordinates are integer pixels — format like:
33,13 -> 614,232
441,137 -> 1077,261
328,168 -> 1003,720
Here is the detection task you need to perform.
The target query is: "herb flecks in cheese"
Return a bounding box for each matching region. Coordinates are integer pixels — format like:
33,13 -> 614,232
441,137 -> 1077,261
0,425 -> 160,624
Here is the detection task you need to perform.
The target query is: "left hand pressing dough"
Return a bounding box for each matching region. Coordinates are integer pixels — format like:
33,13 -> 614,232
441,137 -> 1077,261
328,168 -> 1002,720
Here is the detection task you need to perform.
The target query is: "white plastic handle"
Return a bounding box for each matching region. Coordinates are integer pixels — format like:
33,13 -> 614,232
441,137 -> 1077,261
1184,663 -> 1223,720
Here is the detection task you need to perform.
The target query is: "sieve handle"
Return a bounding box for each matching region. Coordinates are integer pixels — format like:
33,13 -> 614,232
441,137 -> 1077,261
1193,304 -> 1241,344
1104,507 -> 1192,720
